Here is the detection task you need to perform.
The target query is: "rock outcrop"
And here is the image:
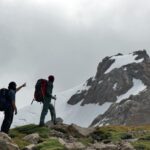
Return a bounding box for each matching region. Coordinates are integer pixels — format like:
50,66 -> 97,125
23,133 -> 40,144
0,132 -> 19,150
68,50 -> 150,126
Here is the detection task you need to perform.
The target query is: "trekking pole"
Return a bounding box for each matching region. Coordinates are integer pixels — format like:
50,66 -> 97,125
31,99 -> 34,105
54,100 -> 56,109
54,95 -> 56,109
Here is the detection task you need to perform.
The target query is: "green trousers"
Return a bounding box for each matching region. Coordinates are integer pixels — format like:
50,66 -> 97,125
40,97 -> 56,124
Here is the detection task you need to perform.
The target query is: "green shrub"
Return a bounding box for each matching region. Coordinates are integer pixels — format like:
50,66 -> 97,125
91,129 -> 111,141
78,137 -> 93,146
10,124 -> 50,138
132,141 -> 150,150
139,135 -> 150,141
120,133 -> 133,140
35,139 -> 66,150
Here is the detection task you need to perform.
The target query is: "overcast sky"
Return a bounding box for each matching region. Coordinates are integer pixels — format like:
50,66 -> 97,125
0,0 -> 150,108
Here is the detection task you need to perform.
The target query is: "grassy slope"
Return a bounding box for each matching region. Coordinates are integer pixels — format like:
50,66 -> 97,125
93,125 -> 150,149
9,124 -> 65,150
9,124 -> 150,150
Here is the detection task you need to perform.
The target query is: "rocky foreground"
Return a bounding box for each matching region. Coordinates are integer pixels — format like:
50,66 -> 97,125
0,120 -> 150,150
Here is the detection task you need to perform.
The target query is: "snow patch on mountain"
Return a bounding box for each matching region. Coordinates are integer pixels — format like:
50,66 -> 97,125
58,99 -> 112,127
113,83 -> 118,90
105,53 -> 144,74
98,80 -> 103,84
116,78 -> 146,103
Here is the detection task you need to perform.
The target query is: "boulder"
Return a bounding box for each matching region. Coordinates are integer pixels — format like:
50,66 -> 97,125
23,144 -> 36,150
46,117 -> 63,128
68,124 -> 95,137
65,142 -> 86,150
58,138 -> 85,149
0,132 -> 12,142
85,148 -> 96,150
50,129 -> 66,138
119,142 -> 135,150
92,143 -> 118,150
23,133 -> 40,144
0,141 -> 19,150
49,123 -> 69,139
0,132 -> 19,150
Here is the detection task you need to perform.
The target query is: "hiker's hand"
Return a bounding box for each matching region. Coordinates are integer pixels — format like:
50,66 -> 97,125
15,108 -> 17,115
22,83 -> 26,87
16,83 -> 26,92
53,95 -> 57,100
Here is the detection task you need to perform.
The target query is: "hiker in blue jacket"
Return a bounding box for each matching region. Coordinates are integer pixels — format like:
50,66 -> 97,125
1,82 -> 26,134
39,75 -> 56,126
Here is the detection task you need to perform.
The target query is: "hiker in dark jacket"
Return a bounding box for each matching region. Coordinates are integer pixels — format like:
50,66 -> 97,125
1,82 -> 26,134
39,75 -> 56,126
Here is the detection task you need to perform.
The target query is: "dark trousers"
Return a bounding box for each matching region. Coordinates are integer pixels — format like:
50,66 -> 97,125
1,106 -> 14,134
40,97 -> 56,125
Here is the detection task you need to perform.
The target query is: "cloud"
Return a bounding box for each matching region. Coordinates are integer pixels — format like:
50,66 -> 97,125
0,0 -> 150,108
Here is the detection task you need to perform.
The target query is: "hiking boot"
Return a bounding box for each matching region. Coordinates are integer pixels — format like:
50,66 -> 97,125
53,121 -> 57,125
39,122 -> 45,127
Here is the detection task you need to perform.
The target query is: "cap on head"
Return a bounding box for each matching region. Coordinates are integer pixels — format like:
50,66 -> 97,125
8,82 -> 17,91
48,75 -> 55,82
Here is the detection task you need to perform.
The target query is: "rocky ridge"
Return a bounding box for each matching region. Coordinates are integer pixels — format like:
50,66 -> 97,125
68,50 -> 150,126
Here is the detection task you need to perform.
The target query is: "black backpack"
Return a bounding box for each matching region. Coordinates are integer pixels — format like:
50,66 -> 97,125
0,88 -> 9,111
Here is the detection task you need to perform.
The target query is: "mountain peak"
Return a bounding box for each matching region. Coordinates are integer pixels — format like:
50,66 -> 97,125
96,50 -> 149,78
67,49 -> 150,126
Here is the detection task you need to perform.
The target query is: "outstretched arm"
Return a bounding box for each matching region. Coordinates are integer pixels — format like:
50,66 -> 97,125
16,83 -> 26,92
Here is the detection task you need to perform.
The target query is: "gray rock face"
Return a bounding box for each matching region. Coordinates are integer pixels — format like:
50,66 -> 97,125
23,144 -> 36,150
91,143 -> 118,150
0,132 -> 19,150
68,124 -> 96,137
119,142 -> 135,150
0,132 -> 12,143
91,88 -> 150,126
23,133 -> 40,144
46,117 -> 63,128
59,138 -> 86,150
0,141 -> 20,150
67,50 -> 150,126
